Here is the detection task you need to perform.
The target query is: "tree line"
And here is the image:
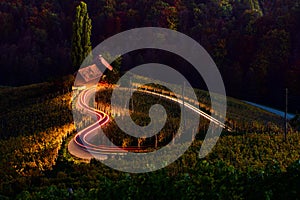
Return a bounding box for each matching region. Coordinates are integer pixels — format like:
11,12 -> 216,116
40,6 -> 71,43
1,0 -> 299,111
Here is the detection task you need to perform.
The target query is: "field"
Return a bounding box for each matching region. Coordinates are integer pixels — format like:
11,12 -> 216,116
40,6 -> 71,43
0,80 -> 299,199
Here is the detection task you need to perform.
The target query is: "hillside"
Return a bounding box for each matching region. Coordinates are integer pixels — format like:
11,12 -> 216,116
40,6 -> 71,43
0,80 -> 299,199
1,0 -> 300,199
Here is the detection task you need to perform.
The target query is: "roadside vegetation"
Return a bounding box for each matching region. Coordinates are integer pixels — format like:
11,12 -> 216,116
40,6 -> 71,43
0,81 -> 299,199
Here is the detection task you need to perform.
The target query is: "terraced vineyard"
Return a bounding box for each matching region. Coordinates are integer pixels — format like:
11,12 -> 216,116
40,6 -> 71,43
0,81 -> 299,199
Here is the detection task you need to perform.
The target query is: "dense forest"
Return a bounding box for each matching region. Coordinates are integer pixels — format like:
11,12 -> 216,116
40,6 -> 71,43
1,0 -> 300,111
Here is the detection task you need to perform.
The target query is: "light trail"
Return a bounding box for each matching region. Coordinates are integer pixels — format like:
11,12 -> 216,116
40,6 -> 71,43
71,86 -> 230,156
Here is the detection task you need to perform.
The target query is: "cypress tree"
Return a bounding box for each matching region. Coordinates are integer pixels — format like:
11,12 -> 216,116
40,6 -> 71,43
71,1 -> 92,70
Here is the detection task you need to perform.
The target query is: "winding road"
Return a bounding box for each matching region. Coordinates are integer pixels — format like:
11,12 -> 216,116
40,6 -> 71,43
68,85 -> 230,159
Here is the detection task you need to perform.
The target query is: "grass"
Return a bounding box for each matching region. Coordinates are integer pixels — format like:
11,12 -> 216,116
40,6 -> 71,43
0,78 -> 298,198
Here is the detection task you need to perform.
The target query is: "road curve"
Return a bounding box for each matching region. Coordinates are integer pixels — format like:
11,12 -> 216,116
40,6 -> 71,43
72,87 -> 151,155
68,86 -> 229,159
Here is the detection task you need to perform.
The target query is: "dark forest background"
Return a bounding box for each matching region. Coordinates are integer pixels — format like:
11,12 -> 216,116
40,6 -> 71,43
0,0 -> 300,112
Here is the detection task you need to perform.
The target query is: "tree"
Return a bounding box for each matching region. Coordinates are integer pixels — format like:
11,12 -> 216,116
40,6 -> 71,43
249,0 -> 263,15
250,28 -> 290,104
71,1 -> 92,70
257,0 -> 277,15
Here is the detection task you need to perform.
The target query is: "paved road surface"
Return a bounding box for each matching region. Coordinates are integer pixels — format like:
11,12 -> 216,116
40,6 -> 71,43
68,86 -> 229,160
